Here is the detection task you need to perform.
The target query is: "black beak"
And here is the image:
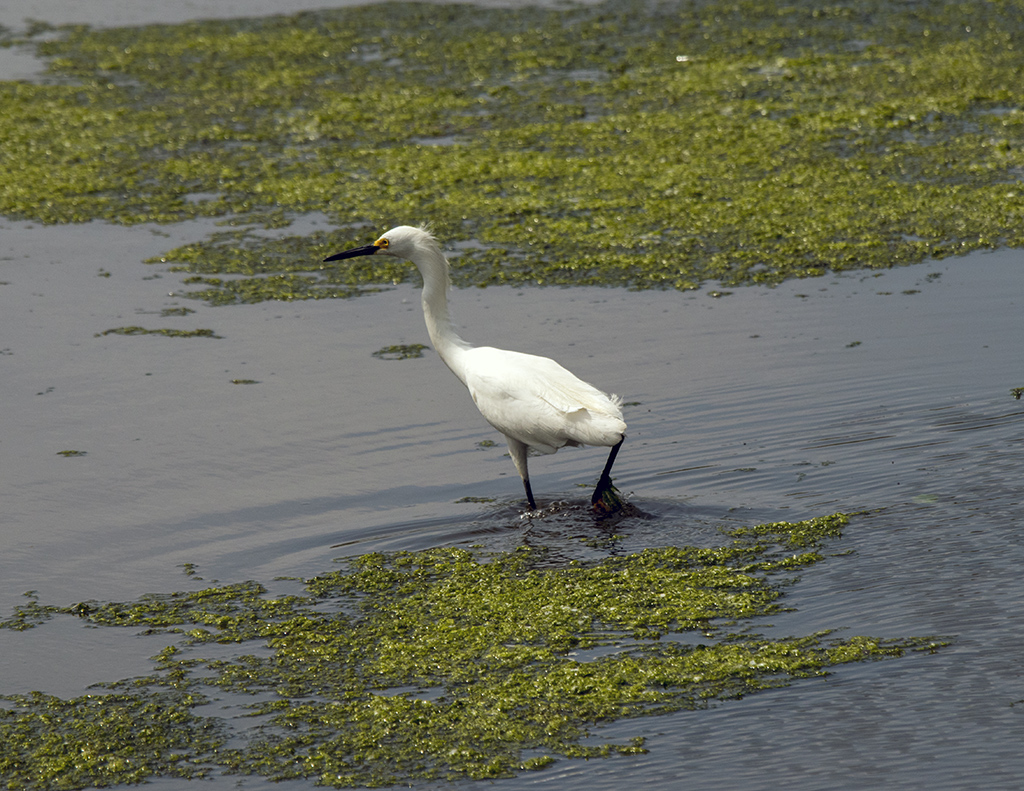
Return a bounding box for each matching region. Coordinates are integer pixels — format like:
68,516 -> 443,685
323,243 -> 379,263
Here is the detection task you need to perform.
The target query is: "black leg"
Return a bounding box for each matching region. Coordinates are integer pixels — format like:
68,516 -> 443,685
599,438 -> 623,483
523,477 -> 537,511
592,437 -> 624,506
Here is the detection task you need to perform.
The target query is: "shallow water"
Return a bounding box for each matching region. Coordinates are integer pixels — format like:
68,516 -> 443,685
3,213 -> 1023,788
3,2 -> 1024,789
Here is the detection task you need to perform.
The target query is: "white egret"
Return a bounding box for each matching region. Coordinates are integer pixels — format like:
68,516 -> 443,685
323,225 -> 627,513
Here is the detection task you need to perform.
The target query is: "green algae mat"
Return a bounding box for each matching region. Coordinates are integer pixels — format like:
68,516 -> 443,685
0,514 -> 942,788
2,0 -> 1023,304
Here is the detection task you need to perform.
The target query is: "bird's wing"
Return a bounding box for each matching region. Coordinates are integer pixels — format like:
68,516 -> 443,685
462,347 -> 625,453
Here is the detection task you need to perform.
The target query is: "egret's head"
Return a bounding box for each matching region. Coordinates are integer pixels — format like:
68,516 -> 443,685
323,225 -> 434,263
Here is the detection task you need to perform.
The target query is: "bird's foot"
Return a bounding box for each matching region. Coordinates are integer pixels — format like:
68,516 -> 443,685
591,477 -> 625,516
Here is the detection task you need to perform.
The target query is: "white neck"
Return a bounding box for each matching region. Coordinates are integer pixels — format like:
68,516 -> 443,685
412,241 -> 473,383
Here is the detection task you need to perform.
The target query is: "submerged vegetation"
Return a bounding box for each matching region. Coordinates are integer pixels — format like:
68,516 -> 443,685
0,0 -> 1022,303
372,342 -> 429,359
0,514 -> 942,788
95,326 -> 221,338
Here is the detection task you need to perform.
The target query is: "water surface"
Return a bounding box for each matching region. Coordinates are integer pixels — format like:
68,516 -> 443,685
1,1 -> 1023,788
2,213 -> 1022,788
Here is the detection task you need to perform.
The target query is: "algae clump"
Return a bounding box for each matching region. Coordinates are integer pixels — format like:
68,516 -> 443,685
371,343 -> 429,360
0,0 -> 1022,303
0,513 -> 943,788
95,326 -> 221,338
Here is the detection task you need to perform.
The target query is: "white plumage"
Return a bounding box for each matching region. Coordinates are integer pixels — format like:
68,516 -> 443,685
324,225 -> 626,512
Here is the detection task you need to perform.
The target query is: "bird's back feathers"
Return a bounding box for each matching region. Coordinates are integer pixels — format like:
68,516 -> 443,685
463,346 -> 625,454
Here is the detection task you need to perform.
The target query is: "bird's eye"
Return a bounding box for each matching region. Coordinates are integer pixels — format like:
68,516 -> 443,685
377,238 -> 389,248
